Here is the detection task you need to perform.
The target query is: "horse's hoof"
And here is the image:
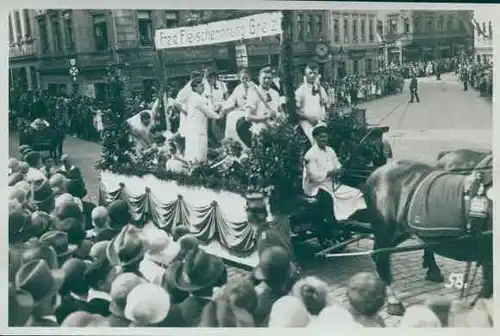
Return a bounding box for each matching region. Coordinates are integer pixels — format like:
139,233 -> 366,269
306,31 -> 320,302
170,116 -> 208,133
386,302 -> 406,316
426,270 -> 444,283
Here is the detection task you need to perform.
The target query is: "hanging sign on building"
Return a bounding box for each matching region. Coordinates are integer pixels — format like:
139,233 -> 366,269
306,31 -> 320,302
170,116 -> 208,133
155,12 -> 283,50
348,50 -> 367,61
235,44 -> 249,68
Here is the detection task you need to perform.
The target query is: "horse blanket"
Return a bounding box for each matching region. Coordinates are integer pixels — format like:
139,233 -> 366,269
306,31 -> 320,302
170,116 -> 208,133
408,171 -> 467,238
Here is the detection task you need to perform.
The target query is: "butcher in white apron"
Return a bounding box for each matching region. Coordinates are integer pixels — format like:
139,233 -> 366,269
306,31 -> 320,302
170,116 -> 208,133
184,76 -> 227,165
222,68 -> 253,146
295,63 -> 331,144
302,125 -> 344,247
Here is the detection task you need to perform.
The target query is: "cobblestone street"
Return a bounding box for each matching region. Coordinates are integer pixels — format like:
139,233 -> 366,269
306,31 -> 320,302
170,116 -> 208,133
9,74 -> 490,327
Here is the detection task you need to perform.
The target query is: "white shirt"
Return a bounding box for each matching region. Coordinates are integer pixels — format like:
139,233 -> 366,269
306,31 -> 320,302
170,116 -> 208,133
175,82 -> 192,112
204,80 -> 228,104
245,85 -> 282,131
225,82 -> 253,110
302,144 -> 342,197
295,82 -> 329,121
25,167 -> 47,183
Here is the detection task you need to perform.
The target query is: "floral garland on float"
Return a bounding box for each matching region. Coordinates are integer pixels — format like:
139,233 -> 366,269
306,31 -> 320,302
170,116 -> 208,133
96,67 -> 384,260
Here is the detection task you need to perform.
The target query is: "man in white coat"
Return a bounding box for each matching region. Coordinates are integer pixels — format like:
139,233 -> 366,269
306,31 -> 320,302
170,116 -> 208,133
295,63 -> 331,144
184,76 -> 227,165
303,125 -> 344,247
174,72 -> 201,138
204,69 -> 228,144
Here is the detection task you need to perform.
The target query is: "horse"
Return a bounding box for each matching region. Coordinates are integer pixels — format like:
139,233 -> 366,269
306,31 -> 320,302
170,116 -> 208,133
362,152 -> 493,316
436,149 -> 492,172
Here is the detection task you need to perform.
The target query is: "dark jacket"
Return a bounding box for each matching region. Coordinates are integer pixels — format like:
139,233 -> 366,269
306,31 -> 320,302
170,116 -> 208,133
178,296 -> 212,327
156,304 -> 187,327
410,78 -> 418,91
55,294 -> 90,323
106,314 -> 130,327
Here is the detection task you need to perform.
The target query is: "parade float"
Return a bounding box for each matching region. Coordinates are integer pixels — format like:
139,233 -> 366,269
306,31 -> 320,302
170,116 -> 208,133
97,12 -> 391,268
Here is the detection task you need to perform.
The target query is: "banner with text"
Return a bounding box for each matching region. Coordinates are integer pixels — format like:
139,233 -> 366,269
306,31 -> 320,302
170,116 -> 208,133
155,12 -> 283,50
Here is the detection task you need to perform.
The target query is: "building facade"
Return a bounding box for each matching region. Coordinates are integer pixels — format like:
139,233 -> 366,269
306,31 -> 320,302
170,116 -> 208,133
473,9 -> 493,64
381,10 -> 474,63
9,9 -> 40,91
9,9 -> 476,99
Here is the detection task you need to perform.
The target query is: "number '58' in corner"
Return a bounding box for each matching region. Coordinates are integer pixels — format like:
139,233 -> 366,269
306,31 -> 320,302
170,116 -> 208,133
444,273 -> 468,289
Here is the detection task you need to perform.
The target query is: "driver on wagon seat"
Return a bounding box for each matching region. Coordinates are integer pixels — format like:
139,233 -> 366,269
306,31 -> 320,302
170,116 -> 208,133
302,125 -> 344,248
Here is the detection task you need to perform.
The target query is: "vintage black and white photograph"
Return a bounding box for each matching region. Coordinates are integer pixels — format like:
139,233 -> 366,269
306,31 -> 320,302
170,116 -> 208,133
8,3 -> 494,329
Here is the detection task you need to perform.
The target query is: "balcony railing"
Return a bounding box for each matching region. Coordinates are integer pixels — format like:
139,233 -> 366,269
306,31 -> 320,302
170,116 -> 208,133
9,41 -> 37,58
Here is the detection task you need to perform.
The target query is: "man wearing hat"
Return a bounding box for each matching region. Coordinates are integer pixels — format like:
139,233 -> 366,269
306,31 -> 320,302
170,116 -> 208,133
30,178 -> 56,213
24,151 -> 47,183
57,154 -> 84,184
40,230 -> 78,266
106,272 -> 146,326
303,125 -> 344,247
138,223 -> 181,285
245,193 -> 293,260
169,247 -> 228,327
16,260 -> 66,326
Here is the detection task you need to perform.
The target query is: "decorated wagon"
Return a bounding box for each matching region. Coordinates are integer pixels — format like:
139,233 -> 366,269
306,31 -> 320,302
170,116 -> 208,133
97,95 -> 391,268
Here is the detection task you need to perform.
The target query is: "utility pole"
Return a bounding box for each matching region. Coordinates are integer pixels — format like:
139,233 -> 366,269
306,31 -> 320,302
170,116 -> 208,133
279,10 -> 297,122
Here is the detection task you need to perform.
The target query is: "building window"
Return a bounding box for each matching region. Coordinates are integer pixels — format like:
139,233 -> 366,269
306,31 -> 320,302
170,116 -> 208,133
333,18 -> 340,42
488,21 -> 493,38
352,19 -> 358,43
9,14 -> 14,43
369,19 -> 374,42
376,20 -> 383,36
315,14 -> 323,37
63,11 -> 76,52
50,14 -> 62,52
482,22 -> 487,36
38,17 -> 50,53
344,17 -> 349,43
30,66 -> 38,89
353,60 -> 359,74
360,19 -> 366,42
138,11 -> 153,46
366,58 -> 372,73
404,18 -> 410,34
14,11 -> 22,41
296,14 -> 303,39
414,16 -> 421,33
93,14 -> 109,51
437,15 -> 444,30
426,18 -> 433,32
447,16 -> 453,31
23,9 -> 32,37
306,14 -> 313,37
165,11 -> 179,28
388,19 -> 397,35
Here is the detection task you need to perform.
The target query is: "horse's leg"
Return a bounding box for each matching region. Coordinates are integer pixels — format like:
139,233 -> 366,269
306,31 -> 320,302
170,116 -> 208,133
423,248 -> 445,282
372,228 -> 406,316
481,259 -> 493,299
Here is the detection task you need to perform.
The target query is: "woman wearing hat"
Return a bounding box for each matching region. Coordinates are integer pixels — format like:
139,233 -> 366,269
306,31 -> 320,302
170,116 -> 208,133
184,76 -> 228,165
302,125 -> 344,247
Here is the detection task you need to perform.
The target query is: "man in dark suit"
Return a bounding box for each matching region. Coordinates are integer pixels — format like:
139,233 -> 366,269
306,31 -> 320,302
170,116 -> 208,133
270,69 -> 284,96
409,74 -> 420,103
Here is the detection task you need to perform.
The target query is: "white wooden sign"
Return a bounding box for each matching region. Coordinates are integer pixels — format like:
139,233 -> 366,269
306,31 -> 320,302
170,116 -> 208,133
155,12 -> 282,50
